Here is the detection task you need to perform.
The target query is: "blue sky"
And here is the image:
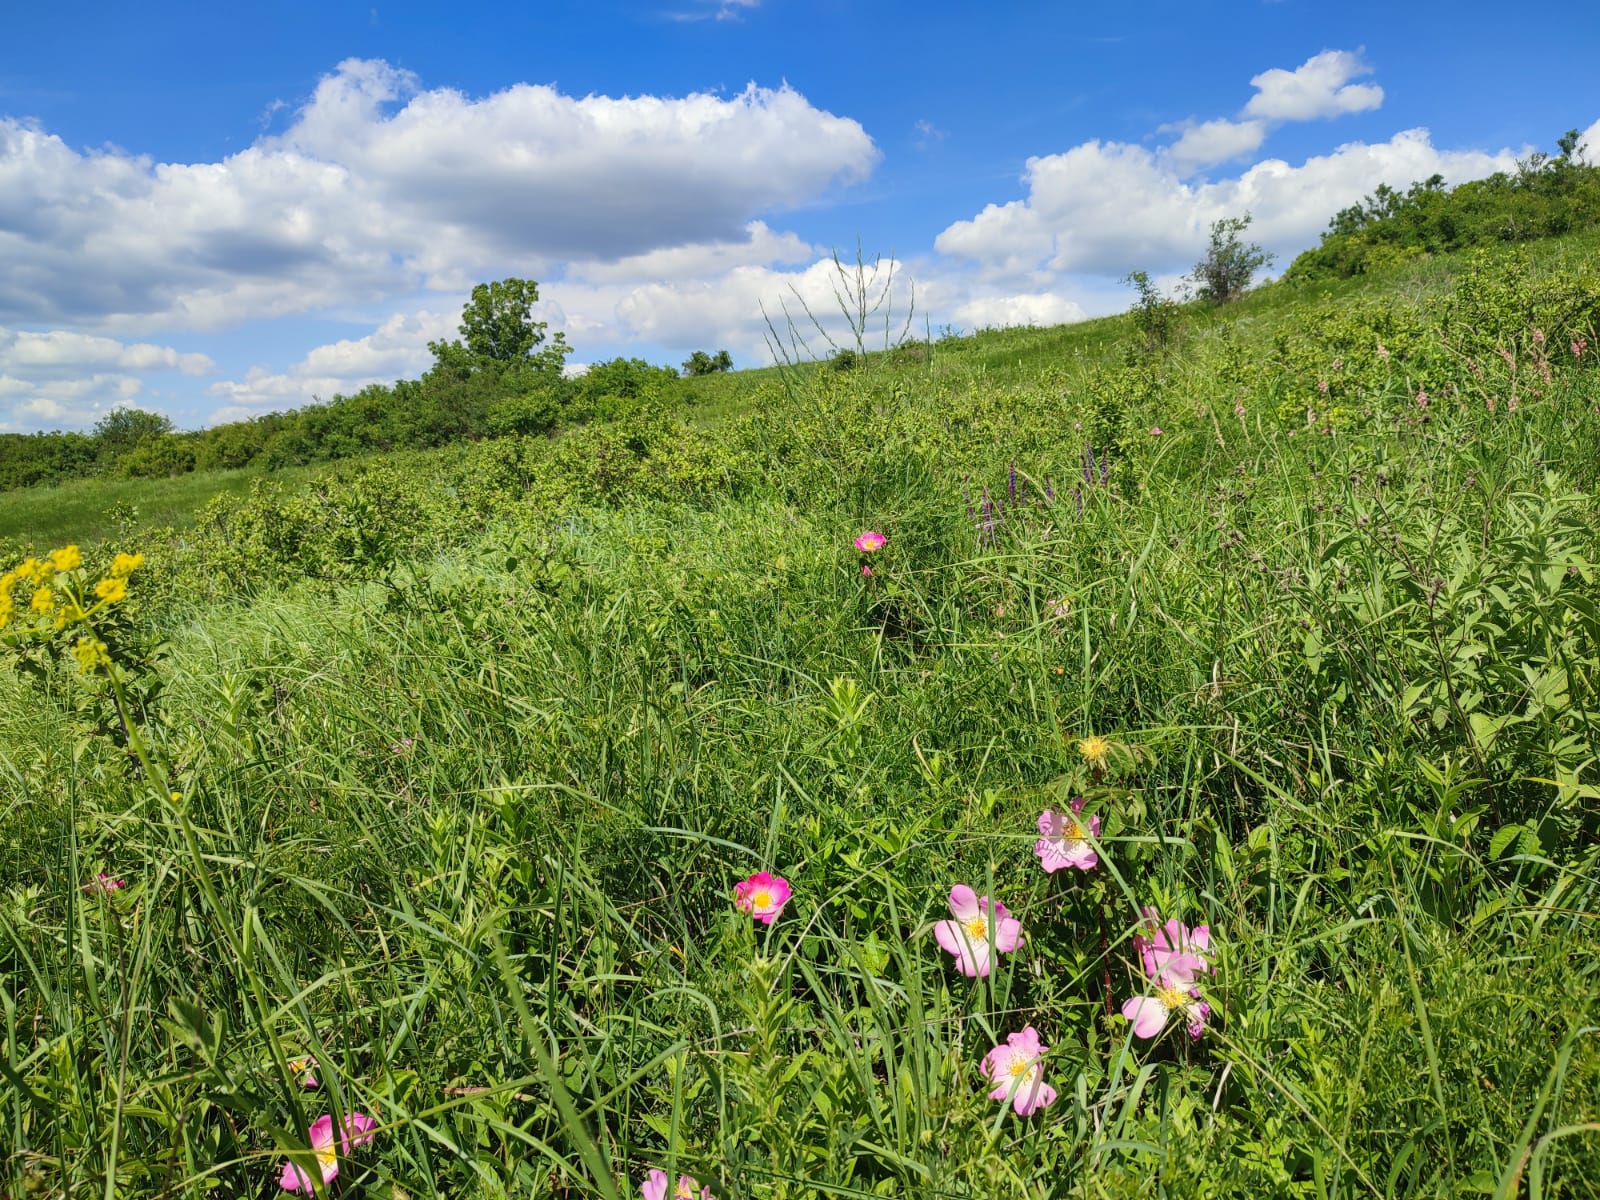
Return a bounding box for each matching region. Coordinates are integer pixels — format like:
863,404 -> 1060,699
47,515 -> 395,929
2,0 -> 1597,434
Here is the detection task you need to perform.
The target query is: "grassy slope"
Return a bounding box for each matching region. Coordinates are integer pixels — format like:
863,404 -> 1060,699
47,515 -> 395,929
0,227 -> 1512,550
3,232 -> 1600,1198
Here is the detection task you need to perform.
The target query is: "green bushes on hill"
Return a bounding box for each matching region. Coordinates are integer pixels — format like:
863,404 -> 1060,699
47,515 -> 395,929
1285,135 -> 1600,282
2,279 -> 687,491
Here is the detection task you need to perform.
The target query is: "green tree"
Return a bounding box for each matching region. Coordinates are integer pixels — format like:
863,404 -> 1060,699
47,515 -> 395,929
429,278 -> 571,375
93,407 -> 174,460
682,349 -> 733,376
1123,270 -> 1180,352
1190,214 -> 1273,305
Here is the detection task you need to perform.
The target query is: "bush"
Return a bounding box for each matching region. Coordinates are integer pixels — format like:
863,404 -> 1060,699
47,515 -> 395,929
1190,214 -> 1272,304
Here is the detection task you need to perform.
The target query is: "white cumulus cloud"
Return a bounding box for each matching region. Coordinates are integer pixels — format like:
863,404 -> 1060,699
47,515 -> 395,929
1243,49 -> 1384,122
205,307 -> 459,419
0,60 -> 879,333
936,128 -> 1523,282
1163,118 -> 1268,171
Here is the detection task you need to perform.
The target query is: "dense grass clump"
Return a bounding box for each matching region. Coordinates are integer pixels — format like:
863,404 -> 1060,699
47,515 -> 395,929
3,237 -> 1600,1198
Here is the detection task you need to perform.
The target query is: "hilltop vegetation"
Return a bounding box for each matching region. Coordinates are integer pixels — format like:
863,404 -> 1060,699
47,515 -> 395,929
1284,131 -> 1600,282
3,215 -> 1600,1197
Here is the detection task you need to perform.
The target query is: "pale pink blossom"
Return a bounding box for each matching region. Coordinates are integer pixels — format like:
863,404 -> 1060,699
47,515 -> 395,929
1122,982 -> 1211,1041
642,1169 -> 711,1200
733,871 -> 791,925
1124,910 -> 1214,1040
1035,799 -> 1100,872
933,885 -> 1022,977
861,565 -> 872,577
1133,909 -> 1213,984
278,1112 -> 377,1193
87,873 -> 125,893
854,531 -> 887,552
982,1026 -> 1058,1115
1149,426 -> 1164,436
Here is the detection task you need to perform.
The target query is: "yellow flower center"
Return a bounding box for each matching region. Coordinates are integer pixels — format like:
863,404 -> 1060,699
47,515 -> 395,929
964,917 -> 990,942
674,1182 -> 698,1200
1157,985 -> 1190,1011
315,1145 -> 338,1175
1078,735 -> 1110,763
750,888 -> 773,910
1008,1056 -> 1031,1078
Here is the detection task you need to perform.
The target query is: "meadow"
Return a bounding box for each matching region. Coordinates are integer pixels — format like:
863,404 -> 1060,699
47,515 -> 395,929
2,237 -> 1600,1198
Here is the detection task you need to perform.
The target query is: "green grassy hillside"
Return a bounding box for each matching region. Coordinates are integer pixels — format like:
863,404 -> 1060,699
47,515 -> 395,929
3,231 -> 1599,1198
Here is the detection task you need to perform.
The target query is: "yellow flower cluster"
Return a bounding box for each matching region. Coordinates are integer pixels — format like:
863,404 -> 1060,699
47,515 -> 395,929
1,546 -> 144,671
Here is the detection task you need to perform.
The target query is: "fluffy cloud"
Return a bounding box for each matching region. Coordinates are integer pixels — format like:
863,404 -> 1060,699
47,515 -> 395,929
1,328 -> 213,375
936,128 -> 1523,281
0,372 -> 146,433
0,60 -> 878,332
1162,118 -> 1268,171
1244,49 -> 1384,122
1578,116 -> 1600,161
952,292 -> 1087,330
205,307 -> 458,418
0,328 -> 213,432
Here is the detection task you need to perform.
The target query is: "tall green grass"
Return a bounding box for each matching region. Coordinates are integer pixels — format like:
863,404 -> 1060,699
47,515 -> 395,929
3,236 -> 1600,1197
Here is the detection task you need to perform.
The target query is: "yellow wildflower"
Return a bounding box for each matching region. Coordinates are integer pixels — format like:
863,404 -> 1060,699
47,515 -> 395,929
1077,734 -> 1111,768
72,637 -> 111,673
53,597 -> 87,629
50,545 -> 83,572
30,587 -> 55,615
19,557 -> 50,585
110,552 -> 145,578
94,576 -> 129,604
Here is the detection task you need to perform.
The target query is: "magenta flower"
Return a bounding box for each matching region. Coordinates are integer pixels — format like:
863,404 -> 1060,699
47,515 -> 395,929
734,871 -> 791,925
1133,909 -> 1212,983
1149,426 -> 1164,436
853,531 -> 887,552
278,1112 -> 377,1193
982,1026 -> 1058,1115
287,1055 -> 319,1089
1035,798 -> 1100,873
642,1169 -> 711,1200
86,873 -> 125,893
933,885 -> 1022,977
861,564 -> 872,577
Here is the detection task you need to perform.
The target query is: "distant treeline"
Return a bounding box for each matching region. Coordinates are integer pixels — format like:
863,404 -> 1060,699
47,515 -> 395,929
1284,130 -> 1600,282
2,278 -> 727,492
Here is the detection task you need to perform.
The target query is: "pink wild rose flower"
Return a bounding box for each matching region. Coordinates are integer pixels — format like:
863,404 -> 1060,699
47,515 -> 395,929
982,1026 -> 1058,1115
641,1168 -> 711,1200
87,873 -> 125,892
853,531 -> 887,552
1133,909 -> 1212,984
1035,798 -> 1100,872
278,1112 -> 377,1194
287,1055 -> 319,1089
1122,977 -> 1212,1041
734,871 -> 791,925
933,884 -> 1022,977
